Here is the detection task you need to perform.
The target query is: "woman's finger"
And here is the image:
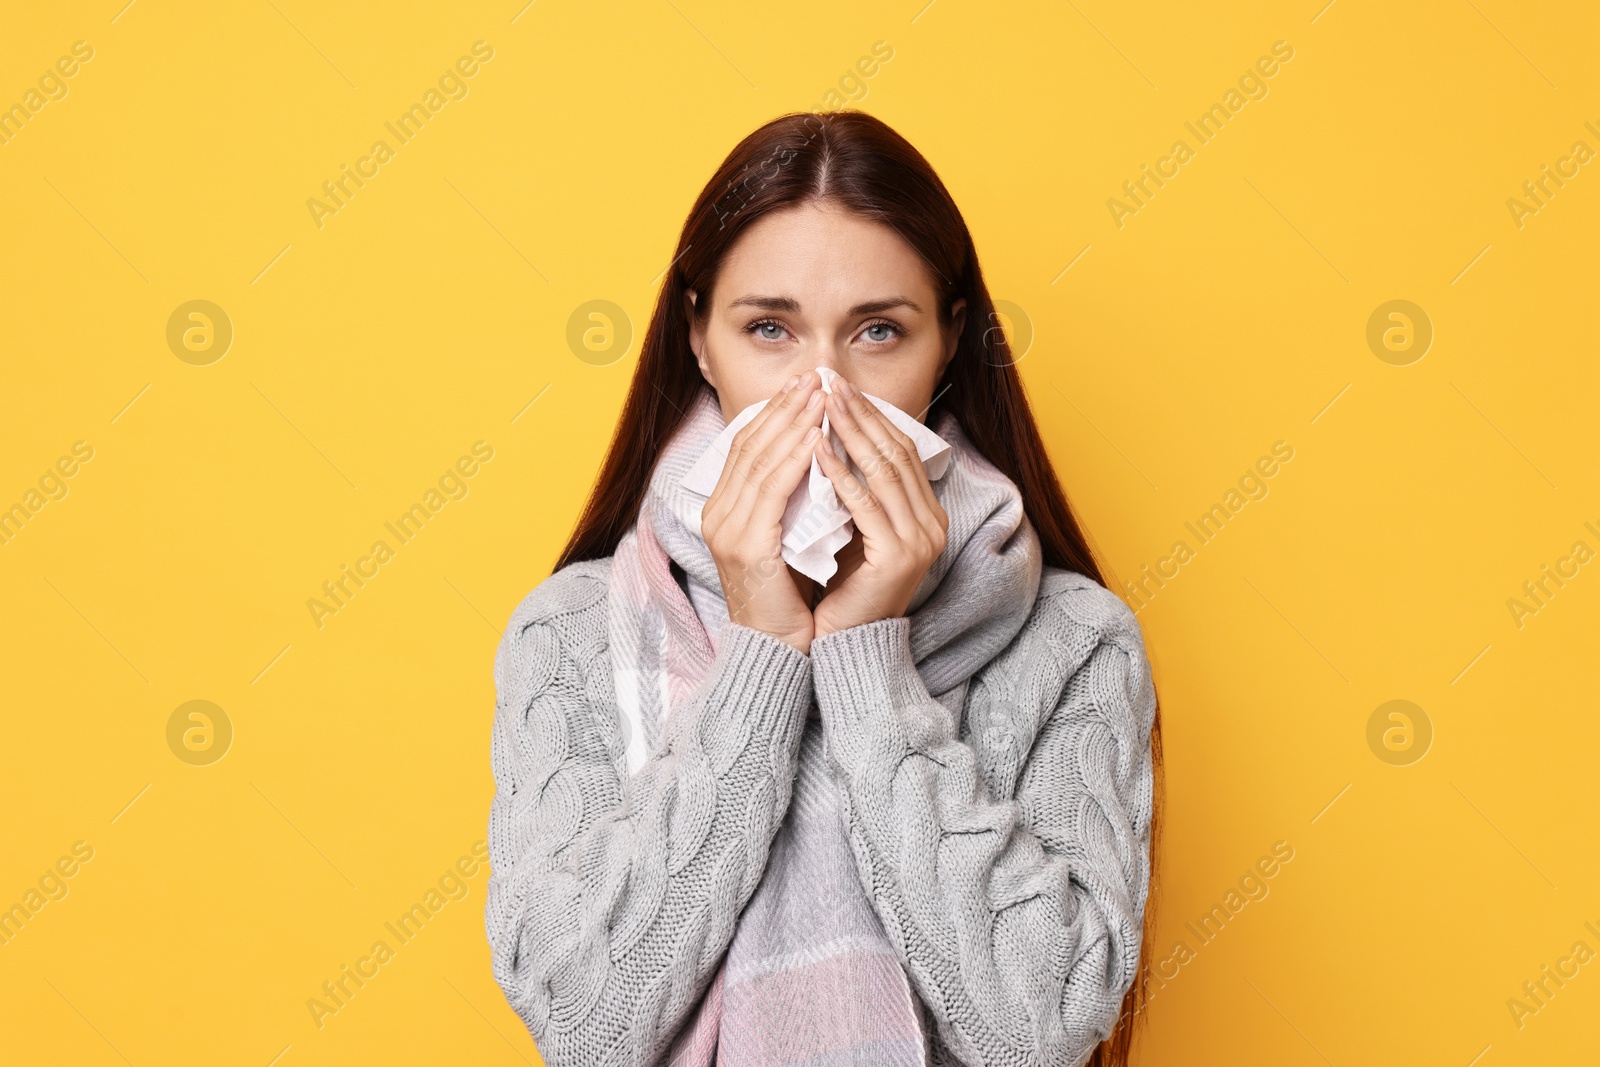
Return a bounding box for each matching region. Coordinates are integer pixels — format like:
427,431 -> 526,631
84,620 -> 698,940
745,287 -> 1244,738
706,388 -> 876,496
728,387 -> 826,535
824,386 -> 921,539
716,379 -> 825,544
813,433 -> 898,547
711,371 -> 808,501
706,385 -> 785,526
705,372 -> 819,527
851,395 -> 943,531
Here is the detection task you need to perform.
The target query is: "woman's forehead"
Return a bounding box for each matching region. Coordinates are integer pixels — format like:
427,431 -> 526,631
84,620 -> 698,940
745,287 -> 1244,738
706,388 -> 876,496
712,204 -> 936,311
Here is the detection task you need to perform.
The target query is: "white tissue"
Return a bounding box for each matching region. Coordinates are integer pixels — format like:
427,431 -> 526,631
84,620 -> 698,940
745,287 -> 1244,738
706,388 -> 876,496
680,366 -> 952,585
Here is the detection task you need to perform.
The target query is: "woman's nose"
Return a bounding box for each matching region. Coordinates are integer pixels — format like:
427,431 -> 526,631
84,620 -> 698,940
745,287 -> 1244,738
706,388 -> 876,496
805,342 -> 843,379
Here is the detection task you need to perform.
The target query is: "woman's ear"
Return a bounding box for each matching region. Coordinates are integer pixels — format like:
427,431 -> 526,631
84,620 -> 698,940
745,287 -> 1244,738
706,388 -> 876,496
685,288 -> 715,387
940,297 -> 968,376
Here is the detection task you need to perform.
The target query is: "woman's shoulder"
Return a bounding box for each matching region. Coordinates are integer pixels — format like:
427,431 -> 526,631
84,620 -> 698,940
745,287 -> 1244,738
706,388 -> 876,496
504,557 -> 612,622
493,558 -> 617,705
1028,564 -> 1145,653
497,558 -> 614,667
967,567 -> 1154,752
963,567 -> 1156,742
974,565 -> 1153,707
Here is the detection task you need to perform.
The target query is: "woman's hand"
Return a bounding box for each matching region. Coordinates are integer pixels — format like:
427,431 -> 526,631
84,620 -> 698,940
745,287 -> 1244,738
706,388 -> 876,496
811,376 -> 949,639
702,369 -> 827,655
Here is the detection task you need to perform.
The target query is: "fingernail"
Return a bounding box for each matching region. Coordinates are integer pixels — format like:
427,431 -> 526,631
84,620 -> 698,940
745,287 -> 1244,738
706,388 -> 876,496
806,389 -> 823,409
782,374 -> 800,392
804,426 -> 820,442
836,378 -> 856,398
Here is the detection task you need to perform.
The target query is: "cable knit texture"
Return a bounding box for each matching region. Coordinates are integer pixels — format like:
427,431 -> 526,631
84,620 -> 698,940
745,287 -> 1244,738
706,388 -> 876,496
486,393 -> 1158,1067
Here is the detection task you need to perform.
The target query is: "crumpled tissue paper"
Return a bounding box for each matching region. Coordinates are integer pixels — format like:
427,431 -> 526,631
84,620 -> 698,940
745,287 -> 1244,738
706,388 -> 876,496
680,366 -> 952,585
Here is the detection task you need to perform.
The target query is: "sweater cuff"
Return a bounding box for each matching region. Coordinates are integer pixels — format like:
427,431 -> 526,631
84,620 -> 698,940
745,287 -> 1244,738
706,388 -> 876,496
706,621 -> 815,728
809,616 -> 932,724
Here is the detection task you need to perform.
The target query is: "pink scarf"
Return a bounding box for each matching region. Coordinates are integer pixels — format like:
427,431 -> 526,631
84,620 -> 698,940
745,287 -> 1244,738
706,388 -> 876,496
608,386 -> 930,1066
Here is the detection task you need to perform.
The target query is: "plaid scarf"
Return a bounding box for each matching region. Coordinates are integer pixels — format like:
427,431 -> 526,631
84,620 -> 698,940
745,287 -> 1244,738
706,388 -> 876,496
608,383 -> 1042,1066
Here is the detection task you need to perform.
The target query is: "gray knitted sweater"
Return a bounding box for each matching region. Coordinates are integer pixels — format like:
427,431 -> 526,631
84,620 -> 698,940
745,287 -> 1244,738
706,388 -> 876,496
486,550 -> 1156,1067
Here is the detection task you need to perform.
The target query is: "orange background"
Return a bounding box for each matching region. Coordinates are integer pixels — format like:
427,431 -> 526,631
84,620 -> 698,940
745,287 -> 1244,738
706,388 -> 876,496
2,1 -> 1597,1064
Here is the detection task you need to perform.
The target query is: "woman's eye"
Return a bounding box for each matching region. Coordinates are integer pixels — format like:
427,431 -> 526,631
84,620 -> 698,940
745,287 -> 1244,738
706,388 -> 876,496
862,322 -> 900,343
747,320 -> 786,341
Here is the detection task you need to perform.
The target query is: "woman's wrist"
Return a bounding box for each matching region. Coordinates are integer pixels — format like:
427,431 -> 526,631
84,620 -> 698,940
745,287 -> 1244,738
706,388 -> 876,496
808,617 -> 928,740
812,604 -> 907,641
778,629 -> 812,656
725,609 -> 813,656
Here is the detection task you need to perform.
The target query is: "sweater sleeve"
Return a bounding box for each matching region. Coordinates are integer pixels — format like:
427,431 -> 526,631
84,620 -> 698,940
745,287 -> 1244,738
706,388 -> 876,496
808,582 -> 1157,1067
485,566 -> 815,1067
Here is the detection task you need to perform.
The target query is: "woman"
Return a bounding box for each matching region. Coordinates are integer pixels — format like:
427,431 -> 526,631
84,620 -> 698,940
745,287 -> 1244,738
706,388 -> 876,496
486,110 -> 1164,1067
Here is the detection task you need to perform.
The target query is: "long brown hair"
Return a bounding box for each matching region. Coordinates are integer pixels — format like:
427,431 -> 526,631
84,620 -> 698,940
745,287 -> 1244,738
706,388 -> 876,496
555,109 -> 1164,1067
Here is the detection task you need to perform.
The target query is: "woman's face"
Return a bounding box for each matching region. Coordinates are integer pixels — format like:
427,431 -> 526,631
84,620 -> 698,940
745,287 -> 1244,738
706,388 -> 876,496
686,200 -> 966,424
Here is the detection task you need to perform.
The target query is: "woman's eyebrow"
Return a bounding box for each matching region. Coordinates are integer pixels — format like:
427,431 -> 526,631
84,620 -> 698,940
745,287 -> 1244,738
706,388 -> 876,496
727,295 -> 924,315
